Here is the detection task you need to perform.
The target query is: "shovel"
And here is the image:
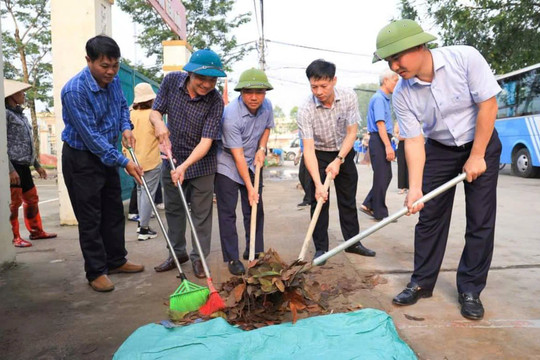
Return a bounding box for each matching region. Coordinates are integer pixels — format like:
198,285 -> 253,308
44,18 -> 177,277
313,173 -> 467,266
248,162 -> 262,262
298,174 -> 334,261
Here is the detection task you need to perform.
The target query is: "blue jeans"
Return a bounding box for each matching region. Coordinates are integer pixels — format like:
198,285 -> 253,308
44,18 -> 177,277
137,164 -> 161,227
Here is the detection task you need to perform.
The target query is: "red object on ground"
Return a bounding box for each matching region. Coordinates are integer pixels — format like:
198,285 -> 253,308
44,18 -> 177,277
199,279 -> 226,315
39,153 -> 57,166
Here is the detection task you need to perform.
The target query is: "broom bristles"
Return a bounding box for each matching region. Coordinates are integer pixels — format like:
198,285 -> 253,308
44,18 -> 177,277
199,277 -> 225,315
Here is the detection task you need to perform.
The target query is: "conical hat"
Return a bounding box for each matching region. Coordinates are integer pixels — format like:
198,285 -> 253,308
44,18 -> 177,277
4,79 -> 31,98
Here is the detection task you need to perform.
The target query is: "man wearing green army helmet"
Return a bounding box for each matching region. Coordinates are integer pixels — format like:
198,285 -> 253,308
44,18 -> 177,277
374,19 -> 502,321
215,68 -> 275,276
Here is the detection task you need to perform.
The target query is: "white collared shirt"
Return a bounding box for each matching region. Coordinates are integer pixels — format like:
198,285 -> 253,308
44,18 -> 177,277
297,87 -> 361,151
393,45 -> 501,146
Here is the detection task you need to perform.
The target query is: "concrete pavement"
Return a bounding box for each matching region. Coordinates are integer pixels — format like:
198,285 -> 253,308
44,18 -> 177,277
1,162 -> 539,359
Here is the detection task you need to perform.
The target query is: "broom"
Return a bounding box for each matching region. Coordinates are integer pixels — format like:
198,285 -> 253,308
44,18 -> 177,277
167,153 -> 225,315
127,148 -> 209,312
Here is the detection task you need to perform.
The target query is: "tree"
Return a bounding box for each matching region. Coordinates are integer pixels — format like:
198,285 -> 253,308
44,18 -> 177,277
116,0 -> 253,83
354,84 -> 379,130
289,106 -> 298,121
273,105 -> 285,119
399,0 -> 540,74
2,0 -> 52,158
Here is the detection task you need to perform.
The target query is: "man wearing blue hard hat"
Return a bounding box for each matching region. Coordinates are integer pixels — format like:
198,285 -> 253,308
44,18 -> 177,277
150,49 -> 226,278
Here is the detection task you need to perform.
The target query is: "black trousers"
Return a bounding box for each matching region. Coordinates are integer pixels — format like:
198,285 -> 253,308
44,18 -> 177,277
363,132 -> 393,219
298,156 -> 313,204
310,150 -> 359,251
411,131 -> 502,295
215,172 -> 264,262
396,140 -> 409,189
10,162 -> 35,192
62,143 -> 127,281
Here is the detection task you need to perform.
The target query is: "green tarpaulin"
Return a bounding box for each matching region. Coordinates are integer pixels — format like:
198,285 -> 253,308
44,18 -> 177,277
114,308 -> 416,359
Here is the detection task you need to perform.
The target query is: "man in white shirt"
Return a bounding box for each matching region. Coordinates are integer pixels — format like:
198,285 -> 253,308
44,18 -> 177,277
373,19 -> 502,320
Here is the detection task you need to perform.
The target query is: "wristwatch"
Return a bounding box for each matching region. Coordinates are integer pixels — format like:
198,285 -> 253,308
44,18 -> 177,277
336,155 -> 345,164
258,146 -> 267,154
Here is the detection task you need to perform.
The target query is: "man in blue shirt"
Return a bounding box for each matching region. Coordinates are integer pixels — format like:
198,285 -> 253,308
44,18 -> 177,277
150,49 -> 226,278
215,68 -> 274,276
373,20 -> 501,320
61,35 -> 144,292
360,69 -> 398,221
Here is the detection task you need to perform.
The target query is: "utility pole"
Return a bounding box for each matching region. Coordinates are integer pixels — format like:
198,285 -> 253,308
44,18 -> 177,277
258,0 -> 265,70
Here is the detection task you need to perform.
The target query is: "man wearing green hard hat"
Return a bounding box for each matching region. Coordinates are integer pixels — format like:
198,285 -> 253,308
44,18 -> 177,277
214,68 -> 274,276
374,19 -> 501,320
150,48 -> 226,278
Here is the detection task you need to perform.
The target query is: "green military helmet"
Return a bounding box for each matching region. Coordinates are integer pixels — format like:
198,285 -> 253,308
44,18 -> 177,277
183,48 -> 226,77
234,68 -> 273,91
373,19 -> 436,63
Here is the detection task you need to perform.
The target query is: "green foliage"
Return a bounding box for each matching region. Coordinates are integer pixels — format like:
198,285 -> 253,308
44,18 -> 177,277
2,0 -> 52,158
289,106 -> 298,121
116,0 -> 253,76
273,105 -> 285,119
354,84 -> 379,130
399,0 -> 540,74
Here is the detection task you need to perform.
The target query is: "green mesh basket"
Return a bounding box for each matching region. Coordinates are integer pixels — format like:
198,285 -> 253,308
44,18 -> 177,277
170,280 -> 210,312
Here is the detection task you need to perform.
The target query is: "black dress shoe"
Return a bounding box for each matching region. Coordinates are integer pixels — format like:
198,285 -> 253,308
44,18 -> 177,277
313,249 -> 327,266
228,260 -> 246,275
242,249 -> 260,260
344,242 -> 376,257
192,259 -> 205,279
154,254 -> 189,272
459,293 -> 484,320
392,282 -> 433,305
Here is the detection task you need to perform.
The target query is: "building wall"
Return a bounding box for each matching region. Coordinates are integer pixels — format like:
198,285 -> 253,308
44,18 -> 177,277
0,19 -> 16,266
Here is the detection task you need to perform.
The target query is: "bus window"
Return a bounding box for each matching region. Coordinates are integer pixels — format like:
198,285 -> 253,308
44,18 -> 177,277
494,63 -> 540,178
497,80 -> 516,118
517,70 -> 540,116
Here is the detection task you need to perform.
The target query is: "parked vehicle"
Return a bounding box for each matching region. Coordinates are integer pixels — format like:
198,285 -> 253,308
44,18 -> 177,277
282,137 -> 301,161
495,63 -> 540,178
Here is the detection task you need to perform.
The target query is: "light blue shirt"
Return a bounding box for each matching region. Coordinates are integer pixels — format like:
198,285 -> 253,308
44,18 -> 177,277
217,96 -> 274,185
367,89 -> 393,134
393,45 -> 501,146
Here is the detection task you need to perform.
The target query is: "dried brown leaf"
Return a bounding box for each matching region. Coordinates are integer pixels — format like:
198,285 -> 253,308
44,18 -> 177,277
232,283 -> 246,303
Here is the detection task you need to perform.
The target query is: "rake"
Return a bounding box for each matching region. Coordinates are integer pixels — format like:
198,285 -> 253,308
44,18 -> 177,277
128,148 -> 209,312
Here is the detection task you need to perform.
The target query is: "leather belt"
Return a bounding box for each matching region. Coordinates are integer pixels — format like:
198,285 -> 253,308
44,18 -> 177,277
426,138 -> 473,151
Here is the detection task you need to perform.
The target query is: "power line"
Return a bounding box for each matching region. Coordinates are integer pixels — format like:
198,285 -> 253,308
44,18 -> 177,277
252,0 -> 261,39
258,0 -> 266,70
266,39 -> 372,57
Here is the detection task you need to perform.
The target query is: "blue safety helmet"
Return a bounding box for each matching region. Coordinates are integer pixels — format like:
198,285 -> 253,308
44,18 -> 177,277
183,48 -> 226,77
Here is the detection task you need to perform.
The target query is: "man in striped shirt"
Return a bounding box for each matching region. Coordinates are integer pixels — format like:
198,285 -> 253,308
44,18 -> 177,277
297,59 -> 376,265
61,35 -> 144,292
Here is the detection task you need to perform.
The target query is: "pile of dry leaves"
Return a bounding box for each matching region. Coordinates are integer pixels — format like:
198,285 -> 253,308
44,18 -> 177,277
168,249 -> 386,330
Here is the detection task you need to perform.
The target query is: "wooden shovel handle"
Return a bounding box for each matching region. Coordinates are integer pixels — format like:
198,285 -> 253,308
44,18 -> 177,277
249,162 -> 262,261
298,174 -> 333,261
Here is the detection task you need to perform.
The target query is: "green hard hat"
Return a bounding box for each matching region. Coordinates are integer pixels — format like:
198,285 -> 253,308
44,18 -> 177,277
234,68 -> 273,91
184,48 -> 226,77
373,19 -> 436,63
